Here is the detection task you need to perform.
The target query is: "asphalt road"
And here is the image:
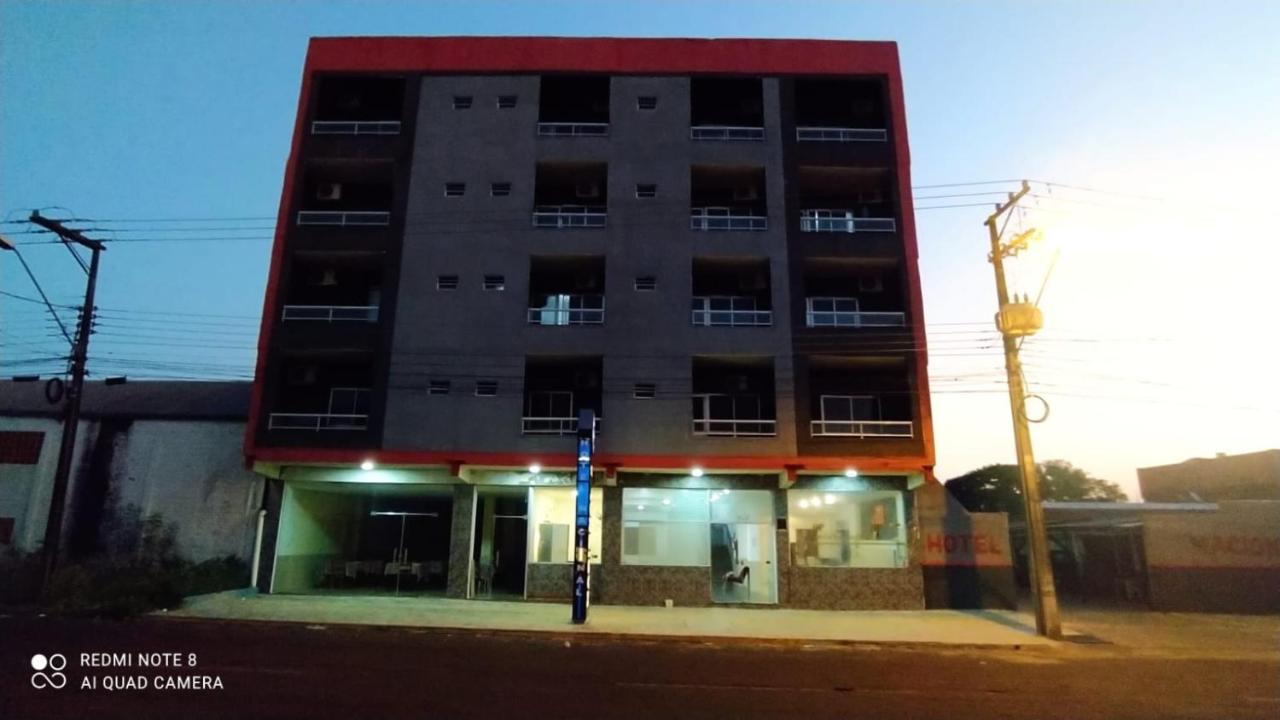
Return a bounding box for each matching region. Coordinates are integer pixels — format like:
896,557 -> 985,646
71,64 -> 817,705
1,615 -> 1276,720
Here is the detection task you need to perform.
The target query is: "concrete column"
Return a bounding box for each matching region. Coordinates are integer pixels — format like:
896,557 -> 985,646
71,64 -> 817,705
446,484 -> 476,598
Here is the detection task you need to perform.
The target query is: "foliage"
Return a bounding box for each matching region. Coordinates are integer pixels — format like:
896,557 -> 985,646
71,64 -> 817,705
3,504 -> 251,617
944,460 -> 1127,518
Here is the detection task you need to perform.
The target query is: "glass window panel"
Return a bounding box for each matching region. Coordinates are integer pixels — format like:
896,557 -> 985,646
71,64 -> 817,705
530,487 -> 603,564
787,490 -> 906,568
621,488 -> 709,566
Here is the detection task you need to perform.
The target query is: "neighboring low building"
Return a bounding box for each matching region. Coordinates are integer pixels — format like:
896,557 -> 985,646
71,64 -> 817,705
0,380 -> 261,564
1012,500 -> 1280,614
1138,449 -> 1280,502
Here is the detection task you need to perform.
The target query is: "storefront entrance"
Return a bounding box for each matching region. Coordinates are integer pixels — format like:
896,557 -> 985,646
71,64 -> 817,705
472,487 -> 528,599
271,482 -> 452,596
710,489 -> 777,604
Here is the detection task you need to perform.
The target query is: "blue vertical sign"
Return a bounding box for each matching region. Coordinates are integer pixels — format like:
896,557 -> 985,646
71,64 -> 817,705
572,409 -> 595,624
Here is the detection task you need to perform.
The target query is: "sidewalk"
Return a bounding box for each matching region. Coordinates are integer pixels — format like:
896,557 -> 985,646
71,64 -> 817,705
169,591 -> 1058,647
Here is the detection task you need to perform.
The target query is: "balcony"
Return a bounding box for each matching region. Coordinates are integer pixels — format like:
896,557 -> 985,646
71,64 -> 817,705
691,77 -> 763,141
296,165 -> 394,231
690,166 -> 767,232
692,257 -> 772,328
533,162 -> 608,229
279,258 -> 381,327
528,295 -> 604,325
268,380 -> 371,433
805,356 -> 915,442
311,76 -> 405,133
312,120 -> 401,136
805,298 -> 904,328
691,297 -> 771,327
799,210 -> 895,234
297,210 -> 391,226
268,411 -> 370,431
793,78 -> 886,144
522,357 -> 602,436
691,357 -> 776,438
539,75 -> 610,137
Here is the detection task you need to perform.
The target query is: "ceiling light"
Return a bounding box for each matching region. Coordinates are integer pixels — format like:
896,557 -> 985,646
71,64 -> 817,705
637,505 -> 646,511
360,459 -> 375,471
691,467 -> 704,477
844,468 -> 858,478
528,463 -> 542,474
823,494 -> 836,505
798,499 -> 810,509
661,498 -> 671,506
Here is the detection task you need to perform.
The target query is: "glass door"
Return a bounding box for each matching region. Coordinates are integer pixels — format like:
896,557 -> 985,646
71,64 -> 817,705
708,489 -> 776,604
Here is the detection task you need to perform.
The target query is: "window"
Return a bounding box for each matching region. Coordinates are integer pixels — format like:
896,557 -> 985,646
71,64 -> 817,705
635,183 -> 657,199
482,274 -> 505,291
427,380 -> 451,395
621,488 -> 710,566
634,276 -> 657,291
0,431 -> 44,464
530,487 -> 604,564
490,182 -> 512,197
526,390 -> 573,419
496,95 -> 518,109
436,275 -> 459,290
820,395 -> 880,423
788,490 -> 906,568
444,182 -> 466,197
637,96 -> 658,110
452,95 -> 473,109
475,380 -> 498,397
633,383 -> 656,399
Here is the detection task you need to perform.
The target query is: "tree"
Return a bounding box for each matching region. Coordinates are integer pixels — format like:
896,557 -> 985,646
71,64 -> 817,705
944,460 -> 1127,519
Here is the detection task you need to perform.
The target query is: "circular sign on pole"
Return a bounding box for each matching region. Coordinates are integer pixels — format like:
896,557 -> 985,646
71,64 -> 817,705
44,377 -> 65,405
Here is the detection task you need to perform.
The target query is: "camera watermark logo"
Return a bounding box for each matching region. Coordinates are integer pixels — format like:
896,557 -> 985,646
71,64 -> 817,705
31,653 -> 68,689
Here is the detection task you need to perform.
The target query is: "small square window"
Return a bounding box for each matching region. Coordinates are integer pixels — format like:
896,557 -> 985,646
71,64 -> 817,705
634,276 -> 657,291
475,380 -> 498,397
635,183 -> 657,199
436,275 -> 459,290
482,274 -> 505,291
491,182 -> 512,197
497,95 -> 518,109
428,380 -> 451,395
444,182 -> 466,197
637,96 -> 657,110
452,95 -> 473,109
633,383 -> 657,399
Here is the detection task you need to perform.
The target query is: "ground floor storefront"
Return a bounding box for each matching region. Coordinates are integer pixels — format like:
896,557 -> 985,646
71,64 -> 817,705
255,466 -> 928,610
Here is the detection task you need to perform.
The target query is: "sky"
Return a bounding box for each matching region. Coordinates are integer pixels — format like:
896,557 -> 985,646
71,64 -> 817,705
2,1 -> 1278,499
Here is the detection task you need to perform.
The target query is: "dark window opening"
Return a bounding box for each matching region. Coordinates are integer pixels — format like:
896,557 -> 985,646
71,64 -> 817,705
633,383 -> 657,399
475,380 -> 499,397
444,182 -> 466,197
691,77 -> 764,128
637,96 -> 658,110
312,75 -> 405,121
452,95 -> 473,110
491,182 -> 512,197
437,275 -> 459,290
497,95 -> 518,109
538,75 -> 610,124
634,275 -> 657,291
794,77 -> 886,129
635,183 -> 657,199
483,274 -> 506,291
428,380 -> 451,395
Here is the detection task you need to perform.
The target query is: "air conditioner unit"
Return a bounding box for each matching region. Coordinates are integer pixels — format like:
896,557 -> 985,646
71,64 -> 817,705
312,269 -> 338,287
732,185 -> 759,201
575,182 -> 601,199
316,182 -> 343,201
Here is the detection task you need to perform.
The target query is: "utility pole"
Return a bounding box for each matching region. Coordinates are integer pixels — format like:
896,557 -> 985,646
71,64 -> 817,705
28,211 -> 106,593
984,181 -> 1062,639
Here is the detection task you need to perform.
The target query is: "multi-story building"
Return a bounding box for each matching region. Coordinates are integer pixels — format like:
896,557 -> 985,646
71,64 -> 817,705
246,36 -> 935,610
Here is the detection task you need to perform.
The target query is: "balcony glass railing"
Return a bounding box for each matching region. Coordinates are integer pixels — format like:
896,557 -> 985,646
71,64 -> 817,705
527,295 -> 605,325
532,205 -> 607,228
809,419 -> 913,438
691,297 -> 772,327
795,127 -> 887,142
311,120 -> 402,135
690,125 -> 765,141
537,122 -> 609,137
268,413 -> 370,431
690,207 -> 767,231
281,305 -> 379,322
522,416 -> 601,435
799,209 -> 896,233
297,210 -> 391,227
692,418 -> 777,437
805,298 -> 904,328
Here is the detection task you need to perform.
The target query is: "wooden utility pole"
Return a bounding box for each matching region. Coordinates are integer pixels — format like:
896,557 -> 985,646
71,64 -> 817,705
28,211 -> 106,593
984,182 -> 1062,639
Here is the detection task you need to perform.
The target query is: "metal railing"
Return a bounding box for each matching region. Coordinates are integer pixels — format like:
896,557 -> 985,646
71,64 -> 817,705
809,420 -> 914,438
691,297 -> 772,327
799,209 -> 896,233
537,122 -> 609,137
281,305 -> 379,322
527,295 -> 605,325
692,418 -> 777,437
532,205 -> 607,228
795,126 -> 887,142
522,416 -> 601,435
804,299 -> 904,328
297,210 -> 391,226
268,413 -> 370,431
690,207 -> 767,231
690,125 -> 765,141
311,120 -> 402,135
